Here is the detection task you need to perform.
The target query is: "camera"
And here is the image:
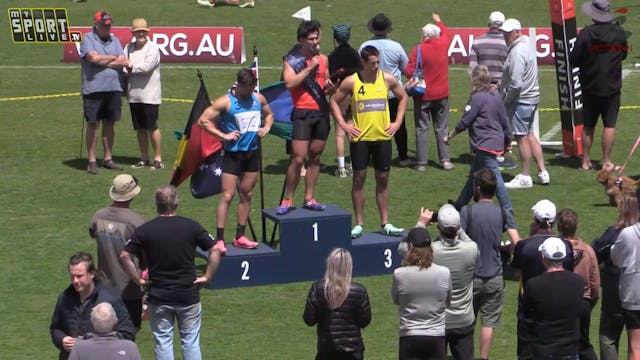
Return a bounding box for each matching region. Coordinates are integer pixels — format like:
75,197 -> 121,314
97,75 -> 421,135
430,211 -> 438,222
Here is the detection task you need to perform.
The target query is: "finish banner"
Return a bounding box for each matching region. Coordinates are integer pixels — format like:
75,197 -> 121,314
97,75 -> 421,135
549,0 -> 583,156
62,26 -> 245,63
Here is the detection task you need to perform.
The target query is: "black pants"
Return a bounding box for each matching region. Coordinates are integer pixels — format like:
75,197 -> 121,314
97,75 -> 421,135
399,335 -> 446,360
446,324 -> 474,360
389,97 -> 408,161
579,299 -> 598,360
316,351 -> 363,360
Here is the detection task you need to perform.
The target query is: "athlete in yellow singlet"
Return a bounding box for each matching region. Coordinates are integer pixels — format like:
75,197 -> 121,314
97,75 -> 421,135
330,45 -> 408,238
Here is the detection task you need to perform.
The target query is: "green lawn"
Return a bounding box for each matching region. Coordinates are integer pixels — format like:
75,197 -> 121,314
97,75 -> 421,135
1,0 -> 638,358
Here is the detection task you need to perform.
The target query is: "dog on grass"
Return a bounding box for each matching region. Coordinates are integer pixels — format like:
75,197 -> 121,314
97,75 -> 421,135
597,168 -> 640,206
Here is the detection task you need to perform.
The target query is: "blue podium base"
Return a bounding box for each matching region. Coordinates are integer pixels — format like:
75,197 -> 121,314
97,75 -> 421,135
194,205 -> 409,289
351,231 -> 405,277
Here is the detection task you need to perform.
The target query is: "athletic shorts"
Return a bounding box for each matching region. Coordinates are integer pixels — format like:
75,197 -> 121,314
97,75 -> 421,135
583,92 -> 620,129
473,275 -> 504,328
223,150 -> 260,176
83,91 -> 122,123
130,103 -> 159,130
506,103 -> 537,136
623,308 -> 640,330
291,108 -> 330,141
350,140 -> 392,172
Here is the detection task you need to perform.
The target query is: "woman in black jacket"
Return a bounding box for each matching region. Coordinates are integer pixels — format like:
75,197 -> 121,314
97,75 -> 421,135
303,248 -> 371,360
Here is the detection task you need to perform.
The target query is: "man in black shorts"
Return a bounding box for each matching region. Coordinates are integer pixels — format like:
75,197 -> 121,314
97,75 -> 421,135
80,11 -> 129,174
570,0 -> 627,171
330,46 -> 408,238
198,69 -> 274,254
277,20 -> 337,215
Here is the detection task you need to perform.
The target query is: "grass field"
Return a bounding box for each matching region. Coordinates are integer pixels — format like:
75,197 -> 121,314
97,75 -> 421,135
1,0 -> 639,358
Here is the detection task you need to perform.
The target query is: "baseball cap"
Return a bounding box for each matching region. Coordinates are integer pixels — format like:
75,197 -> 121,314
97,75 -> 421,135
489,11 -> 505,25
109,174 -> 141,202
538,237 -> 567,260
406,227 -> 431,248
532,199 -> 556,224
93,10 -> 112,26
437,204 -> 460,232
499,18 -> 521,32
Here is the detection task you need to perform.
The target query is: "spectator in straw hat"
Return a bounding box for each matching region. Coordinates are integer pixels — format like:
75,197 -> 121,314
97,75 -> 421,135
89,174 -> 145,329
80,10 -> 129,174
124,18 -> 164,171
360,14 -> 412,168
570,0 -> 628,172
328,24 -> 362,178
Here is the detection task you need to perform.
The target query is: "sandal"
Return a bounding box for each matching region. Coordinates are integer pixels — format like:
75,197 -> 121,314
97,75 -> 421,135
131,160 -> 149,169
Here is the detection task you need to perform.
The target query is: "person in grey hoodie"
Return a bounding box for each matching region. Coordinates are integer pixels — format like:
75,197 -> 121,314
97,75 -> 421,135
498,18 -> 549,190
611,215 -> 640,359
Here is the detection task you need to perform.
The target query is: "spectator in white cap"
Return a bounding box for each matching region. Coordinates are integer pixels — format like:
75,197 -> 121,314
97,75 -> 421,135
431,204 -> 479,360
469,11 -> 507,85
89,174 -> 145,329
511,199 -> 574,359
499,18 -> 550,190
570,0 -> 628,172
522,237 -> 587,359
398,205 -> 478,359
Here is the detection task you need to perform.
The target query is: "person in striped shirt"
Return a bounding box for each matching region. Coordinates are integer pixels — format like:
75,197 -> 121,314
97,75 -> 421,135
469,11 -> 507,86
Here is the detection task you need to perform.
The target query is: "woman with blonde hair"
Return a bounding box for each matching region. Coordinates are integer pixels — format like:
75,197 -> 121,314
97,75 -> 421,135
303,248 -> 371,360
392,226 -> 451,360
593,189 -> 640,360
610,189 -> 640,360
444,65 -> 520,243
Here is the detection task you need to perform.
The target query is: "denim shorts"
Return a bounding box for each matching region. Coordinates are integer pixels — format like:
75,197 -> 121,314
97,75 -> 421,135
507,103 -> 538,136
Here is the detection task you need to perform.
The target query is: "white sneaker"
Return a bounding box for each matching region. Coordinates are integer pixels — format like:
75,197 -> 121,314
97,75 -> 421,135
505,174 -> 533,189
537,170 -> 550,185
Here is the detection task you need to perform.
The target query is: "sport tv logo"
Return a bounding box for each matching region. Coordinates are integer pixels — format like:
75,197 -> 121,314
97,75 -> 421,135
8,8 -> 81,43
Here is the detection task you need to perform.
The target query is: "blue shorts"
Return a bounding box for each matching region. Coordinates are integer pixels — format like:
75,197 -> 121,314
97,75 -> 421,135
507,103 -> 538,136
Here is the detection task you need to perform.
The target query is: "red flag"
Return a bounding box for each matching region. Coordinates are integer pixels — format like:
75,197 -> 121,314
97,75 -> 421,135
169,74 -> 222,186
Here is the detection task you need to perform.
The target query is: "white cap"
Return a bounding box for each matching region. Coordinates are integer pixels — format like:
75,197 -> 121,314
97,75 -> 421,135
437,204 -> 460,232
499,18 -> 521,32
538,237 -> 567,260
489,11 -> 505,25
532,199 -> 556,225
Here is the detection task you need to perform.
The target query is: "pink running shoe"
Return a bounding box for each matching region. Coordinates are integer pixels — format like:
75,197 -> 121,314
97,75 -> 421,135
233,236 -> 259,249
214,240 -> 227,255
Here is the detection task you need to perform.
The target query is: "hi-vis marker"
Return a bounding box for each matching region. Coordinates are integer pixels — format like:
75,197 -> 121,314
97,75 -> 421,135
8,8 -> 81,43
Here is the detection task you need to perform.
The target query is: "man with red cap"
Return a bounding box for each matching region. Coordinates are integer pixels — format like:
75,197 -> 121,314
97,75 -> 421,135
80,11 -> 129,174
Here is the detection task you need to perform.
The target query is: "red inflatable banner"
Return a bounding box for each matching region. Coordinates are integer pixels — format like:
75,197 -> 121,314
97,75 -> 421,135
62,26 -> 245,63
62,27 -> 559,65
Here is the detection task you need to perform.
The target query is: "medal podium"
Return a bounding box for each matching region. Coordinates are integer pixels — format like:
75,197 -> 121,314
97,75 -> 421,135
198,204 -> 403,289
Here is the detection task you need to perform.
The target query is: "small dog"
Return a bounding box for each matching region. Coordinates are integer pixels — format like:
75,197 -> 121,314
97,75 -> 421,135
597,168 -> 640,206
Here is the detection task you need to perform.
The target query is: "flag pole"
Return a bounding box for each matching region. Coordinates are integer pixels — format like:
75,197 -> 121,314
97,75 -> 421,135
253,45 -> 268,244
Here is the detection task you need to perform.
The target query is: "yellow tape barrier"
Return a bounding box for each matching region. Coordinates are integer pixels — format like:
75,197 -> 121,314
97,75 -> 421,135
1,93 -> 640,112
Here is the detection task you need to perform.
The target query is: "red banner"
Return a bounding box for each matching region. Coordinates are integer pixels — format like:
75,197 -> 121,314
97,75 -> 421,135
63,26 -> 245,63
446,27 -> 555,64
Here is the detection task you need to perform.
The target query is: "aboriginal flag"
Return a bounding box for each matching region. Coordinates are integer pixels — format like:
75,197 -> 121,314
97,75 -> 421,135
169,73 -> 222,187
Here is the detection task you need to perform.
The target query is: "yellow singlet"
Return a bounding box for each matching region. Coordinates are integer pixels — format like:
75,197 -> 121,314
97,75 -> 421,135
351,70 -> 391,142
